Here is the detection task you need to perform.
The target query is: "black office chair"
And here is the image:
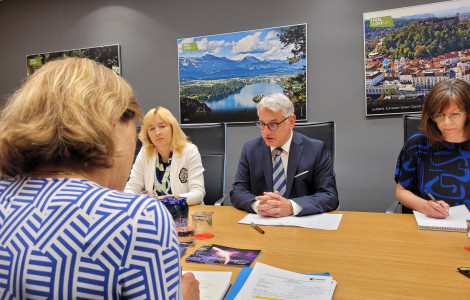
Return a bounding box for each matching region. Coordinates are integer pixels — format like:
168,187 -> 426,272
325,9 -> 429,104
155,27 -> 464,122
293,121 -> 339,210
294,121 -> 336,167
134,132 -> 142,163
403,114 -> 422,144
181,123 -> 227,206
386,113 -> 422,214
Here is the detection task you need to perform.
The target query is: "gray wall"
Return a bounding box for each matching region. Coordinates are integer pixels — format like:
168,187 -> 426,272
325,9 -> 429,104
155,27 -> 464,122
0,0 -> 435,212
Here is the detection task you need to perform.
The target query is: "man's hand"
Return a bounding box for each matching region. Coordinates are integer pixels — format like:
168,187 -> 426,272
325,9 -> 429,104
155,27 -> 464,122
255,191 -> 293,217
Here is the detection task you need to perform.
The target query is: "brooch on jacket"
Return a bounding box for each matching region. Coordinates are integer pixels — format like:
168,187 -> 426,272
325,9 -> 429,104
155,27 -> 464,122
179,168 -> 188,183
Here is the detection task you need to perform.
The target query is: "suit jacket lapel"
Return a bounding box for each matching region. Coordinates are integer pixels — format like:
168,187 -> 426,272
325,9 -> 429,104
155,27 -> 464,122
169,151 -> 180,190
146,151 -> 157,193
286,132 -> 303,197
259,139 -> 273,191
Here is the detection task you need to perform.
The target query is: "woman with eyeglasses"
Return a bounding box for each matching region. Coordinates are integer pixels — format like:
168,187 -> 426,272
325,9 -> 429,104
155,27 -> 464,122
395,78 -> 470,218
125,107 -> 205,205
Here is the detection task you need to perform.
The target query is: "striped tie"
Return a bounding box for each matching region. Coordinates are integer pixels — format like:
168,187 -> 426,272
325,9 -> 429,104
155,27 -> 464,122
272,147 -> 286,197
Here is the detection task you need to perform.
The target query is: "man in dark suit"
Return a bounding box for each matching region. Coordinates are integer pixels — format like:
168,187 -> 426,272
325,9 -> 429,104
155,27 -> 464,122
230,93 -> 339,217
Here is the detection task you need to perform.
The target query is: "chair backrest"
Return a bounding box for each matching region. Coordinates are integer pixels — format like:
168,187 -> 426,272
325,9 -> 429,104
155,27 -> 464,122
180,123 -> 226,205
134,134 -> 142,163
401,114 -> 422,214
293,121 -> 336,167
403,113 -> 422,143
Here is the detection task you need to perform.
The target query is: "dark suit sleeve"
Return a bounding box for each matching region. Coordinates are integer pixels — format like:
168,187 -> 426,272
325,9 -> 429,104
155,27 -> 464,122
230,143 -> 258,213
292,143 -> 339,216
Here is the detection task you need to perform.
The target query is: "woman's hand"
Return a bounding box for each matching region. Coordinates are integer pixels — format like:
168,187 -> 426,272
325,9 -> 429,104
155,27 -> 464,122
157,194 -> 179,199
422,200 -> 450,219
181,272 -> 200,300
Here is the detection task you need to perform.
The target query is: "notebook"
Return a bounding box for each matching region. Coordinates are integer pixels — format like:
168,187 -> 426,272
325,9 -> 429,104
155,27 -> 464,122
413,204 -> 470,232
182,271 -> 231,300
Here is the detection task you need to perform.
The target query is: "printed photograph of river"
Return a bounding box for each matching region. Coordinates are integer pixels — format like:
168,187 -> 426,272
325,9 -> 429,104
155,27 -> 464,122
178,24 -> 306,124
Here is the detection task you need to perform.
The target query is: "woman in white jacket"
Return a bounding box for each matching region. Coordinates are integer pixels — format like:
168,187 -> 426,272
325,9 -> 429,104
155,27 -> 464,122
125,107 -> 205,205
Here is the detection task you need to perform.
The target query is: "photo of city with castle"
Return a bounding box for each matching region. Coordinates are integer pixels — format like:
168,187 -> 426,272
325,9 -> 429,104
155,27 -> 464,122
364,0 -> 470,116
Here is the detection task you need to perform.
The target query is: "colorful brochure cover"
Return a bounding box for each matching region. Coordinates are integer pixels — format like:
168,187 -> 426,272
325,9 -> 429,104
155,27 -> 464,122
185,244 -> 261,267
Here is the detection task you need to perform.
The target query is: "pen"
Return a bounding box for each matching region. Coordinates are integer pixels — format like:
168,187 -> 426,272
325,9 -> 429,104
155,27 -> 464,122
424,189 -> 450,216
250,222 -> 265,234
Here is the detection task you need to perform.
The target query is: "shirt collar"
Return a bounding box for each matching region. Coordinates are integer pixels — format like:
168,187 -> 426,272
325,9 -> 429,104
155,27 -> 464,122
270,131 -> 293,155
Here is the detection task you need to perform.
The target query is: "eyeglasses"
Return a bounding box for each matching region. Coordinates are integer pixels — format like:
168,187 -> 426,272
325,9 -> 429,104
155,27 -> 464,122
255,116 -> 291,131
431,111 -> 465,122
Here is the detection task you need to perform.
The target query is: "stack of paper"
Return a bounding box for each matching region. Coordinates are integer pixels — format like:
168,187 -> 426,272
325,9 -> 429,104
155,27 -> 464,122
238,213 -> 342,230
226,262 -> 336,300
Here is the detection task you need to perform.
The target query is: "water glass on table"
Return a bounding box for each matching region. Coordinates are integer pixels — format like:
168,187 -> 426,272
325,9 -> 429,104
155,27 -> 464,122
192,211 -> 215,240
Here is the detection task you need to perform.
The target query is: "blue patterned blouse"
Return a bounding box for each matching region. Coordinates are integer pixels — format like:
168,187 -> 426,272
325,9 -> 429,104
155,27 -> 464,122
0,176 -> 182,299
395,133 -> 470,210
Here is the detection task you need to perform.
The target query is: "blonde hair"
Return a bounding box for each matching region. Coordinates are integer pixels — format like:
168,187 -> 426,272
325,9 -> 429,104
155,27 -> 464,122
0,57 -> 142,177
139,107 -> 190,158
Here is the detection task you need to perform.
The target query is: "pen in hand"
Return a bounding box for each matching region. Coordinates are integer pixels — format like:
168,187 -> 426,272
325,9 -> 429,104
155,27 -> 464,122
424,189 -> 450,216
250,222 -> 265,234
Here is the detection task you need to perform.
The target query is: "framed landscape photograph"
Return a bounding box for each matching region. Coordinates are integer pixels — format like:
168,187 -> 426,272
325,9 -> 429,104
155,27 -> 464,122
364,0 -> 470,116
26,44 -> 121,76
178,24 -> 307,124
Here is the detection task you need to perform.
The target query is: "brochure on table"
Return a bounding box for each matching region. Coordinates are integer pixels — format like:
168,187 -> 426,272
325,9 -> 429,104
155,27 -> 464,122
185,244 -> 261,267
229,262 -> 336,300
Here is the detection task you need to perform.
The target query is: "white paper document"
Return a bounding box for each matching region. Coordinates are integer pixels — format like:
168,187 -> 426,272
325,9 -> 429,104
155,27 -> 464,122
182,271 -> 232,300
234,262 -> 336,300
238,213 -> 342,230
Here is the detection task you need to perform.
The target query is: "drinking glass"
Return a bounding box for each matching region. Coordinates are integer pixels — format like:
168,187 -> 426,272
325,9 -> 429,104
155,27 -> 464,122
192,211 -> 215,240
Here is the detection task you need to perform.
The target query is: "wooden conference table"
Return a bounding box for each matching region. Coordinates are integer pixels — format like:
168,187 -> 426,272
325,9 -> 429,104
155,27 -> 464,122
182,206 -> 470,299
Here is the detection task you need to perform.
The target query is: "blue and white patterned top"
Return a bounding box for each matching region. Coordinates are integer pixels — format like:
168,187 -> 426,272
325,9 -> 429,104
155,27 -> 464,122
0,176 -> 182,299
395,133 -> 470,210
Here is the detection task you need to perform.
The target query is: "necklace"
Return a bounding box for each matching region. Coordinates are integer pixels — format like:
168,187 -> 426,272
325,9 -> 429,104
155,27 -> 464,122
31,170 -> 91,180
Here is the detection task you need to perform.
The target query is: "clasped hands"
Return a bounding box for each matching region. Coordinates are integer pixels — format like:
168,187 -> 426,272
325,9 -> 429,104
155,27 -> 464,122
255,191 -> 293,217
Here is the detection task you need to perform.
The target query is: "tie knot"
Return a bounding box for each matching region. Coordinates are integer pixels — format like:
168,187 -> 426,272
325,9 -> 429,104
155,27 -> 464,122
275,147 -> 283,156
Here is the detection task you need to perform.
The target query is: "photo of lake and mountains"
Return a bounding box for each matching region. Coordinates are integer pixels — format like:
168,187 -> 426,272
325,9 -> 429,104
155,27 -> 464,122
178,24 -> 306,124
364,0 -> 470,116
